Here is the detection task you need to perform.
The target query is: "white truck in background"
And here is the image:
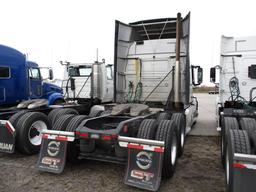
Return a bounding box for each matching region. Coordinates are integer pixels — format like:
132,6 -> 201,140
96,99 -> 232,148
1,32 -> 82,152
61,60 -> 113,104
211,36 -> 256,192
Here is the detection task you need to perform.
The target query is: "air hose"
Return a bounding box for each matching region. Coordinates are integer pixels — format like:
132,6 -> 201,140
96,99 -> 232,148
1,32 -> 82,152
127,81 -> 134,103
229,57 -> 245,102
134,82 -> 143,102
127,81 -> 143,103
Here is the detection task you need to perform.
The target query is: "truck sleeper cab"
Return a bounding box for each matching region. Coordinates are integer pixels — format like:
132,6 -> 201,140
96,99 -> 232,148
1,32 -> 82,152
37,13 -> 203,191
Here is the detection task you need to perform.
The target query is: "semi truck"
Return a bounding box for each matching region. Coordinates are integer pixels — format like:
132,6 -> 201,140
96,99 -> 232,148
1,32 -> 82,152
0,58 -> 113,155
37,12 -> 203,191
61,60 -> 113,104
0,44 -> 64,109
211,36 -> 256,192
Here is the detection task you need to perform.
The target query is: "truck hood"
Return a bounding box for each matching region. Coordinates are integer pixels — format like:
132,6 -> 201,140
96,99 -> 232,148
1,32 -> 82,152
43,82 -> 63,94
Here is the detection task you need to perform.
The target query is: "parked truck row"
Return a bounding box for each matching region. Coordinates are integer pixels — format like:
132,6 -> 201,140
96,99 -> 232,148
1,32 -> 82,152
3,11 -> 256,192
0,12 -> 204,191
0,12 -> 203,191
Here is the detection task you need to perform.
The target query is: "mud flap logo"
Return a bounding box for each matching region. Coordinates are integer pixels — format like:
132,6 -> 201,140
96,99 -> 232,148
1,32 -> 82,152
136,151 -> 153,170
42,157 -> 61,165
131,170 -> 154,181
0,143 -> 13,151
47,141 -> 60,157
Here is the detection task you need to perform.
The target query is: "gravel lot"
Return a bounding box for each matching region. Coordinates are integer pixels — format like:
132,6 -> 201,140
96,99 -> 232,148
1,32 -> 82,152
0,94 -> 225,192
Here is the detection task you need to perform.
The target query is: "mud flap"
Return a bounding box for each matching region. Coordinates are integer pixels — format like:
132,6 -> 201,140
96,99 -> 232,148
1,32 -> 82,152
0,120 -> 15,153
232,153 -> 256,192
37,130 -> 75,174
119,136 -> 165,191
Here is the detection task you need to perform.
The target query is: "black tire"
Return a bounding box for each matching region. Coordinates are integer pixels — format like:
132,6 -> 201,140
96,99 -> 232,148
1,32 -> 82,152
66,115 -> 89,132
8,110 -> 27,128
50,108 -> 79,127
155,120 -> 178,178
52,114 -> 75,131
226,129 -> 251,192
156,112 -> 171,122
240,118 -> 256,153
222,117 -> 239,168
48,108 -> 62,127
15,112 -> 50,155
89,109 -> 103,117
137,119 -> 157,139
65,115 -> 89,163
171,113 -> 186,157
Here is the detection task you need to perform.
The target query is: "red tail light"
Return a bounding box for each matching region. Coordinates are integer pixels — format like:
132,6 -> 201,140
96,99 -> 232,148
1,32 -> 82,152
102,135 -> 112,141
233,163 -> 246,169
123,124 -> 128,133
76,132 -> 89,138
101,134 -> 118,141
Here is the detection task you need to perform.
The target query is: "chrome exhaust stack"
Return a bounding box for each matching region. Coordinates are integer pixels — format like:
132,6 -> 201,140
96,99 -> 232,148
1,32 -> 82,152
174,13 -> 182,107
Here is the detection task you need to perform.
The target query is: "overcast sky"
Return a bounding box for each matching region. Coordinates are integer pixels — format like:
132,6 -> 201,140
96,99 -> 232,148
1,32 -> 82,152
0,0 -> 255,85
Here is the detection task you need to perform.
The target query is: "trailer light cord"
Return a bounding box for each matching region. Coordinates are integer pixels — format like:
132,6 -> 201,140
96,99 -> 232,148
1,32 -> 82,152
127,81 -> 134,103
229,57 -> 246,102
127,81 -> 143,103
134,82 -> 143,102
229,77 -> 245,101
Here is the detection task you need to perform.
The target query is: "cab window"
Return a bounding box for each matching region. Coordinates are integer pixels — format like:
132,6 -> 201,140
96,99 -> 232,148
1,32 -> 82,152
106,65 -> 113,80
0,66 -> 10,78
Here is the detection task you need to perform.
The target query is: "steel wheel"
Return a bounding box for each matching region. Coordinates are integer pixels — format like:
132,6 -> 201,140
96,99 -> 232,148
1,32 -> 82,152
171,134 -> 177,165
28,120 -> 48,146
181,131 -> 185,148
226,149 -> 230,185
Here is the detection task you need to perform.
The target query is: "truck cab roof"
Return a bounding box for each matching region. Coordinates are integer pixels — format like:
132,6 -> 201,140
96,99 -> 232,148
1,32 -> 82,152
27,61 -> 39,68
0,44 -> 25,65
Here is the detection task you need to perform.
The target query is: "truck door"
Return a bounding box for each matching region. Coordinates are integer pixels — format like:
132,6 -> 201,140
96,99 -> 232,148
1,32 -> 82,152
0,66 -> 10,104
29,68 -> 42,98
104,65 -> 114,102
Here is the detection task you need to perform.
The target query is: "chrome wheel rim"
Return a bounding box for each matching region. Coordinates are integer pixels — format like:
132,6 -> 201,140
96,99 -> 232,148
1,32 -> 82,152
28,120 -> 48,146
181,130 -> 185,148
226,150 -> 230,185
171,135 -> 177,165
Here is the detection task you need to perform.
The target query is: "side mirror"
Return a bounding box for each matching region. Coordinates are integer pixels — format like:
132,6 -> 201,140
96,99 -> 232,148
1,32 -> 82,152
210,67 -> 216,83
49,69 -> 54,80
192,65 -> 203,86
